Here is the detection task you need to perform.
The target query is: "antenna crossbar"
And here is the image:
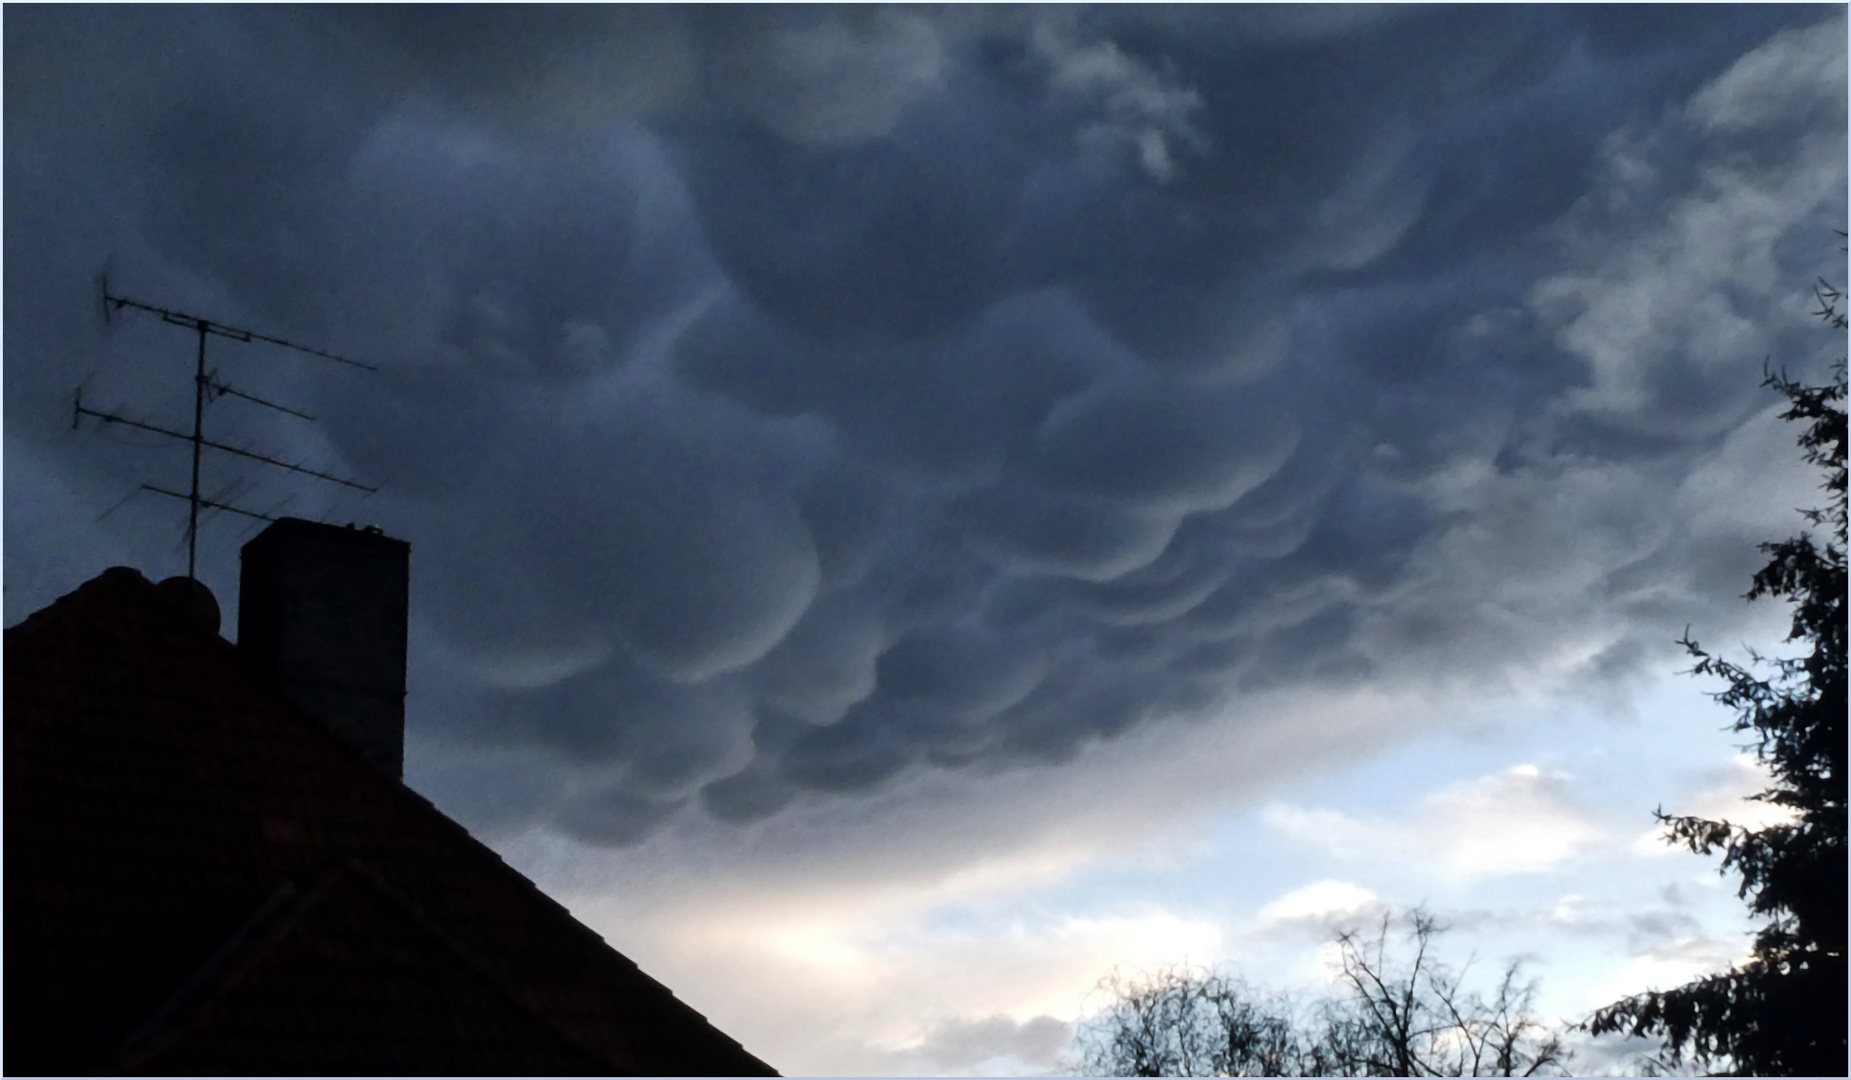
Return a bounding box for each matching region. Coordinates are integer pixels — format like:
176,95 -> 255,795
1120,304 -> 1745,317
75,398 -> 376,493
104,289 -> 378,371
141,484 -> 278,523
207,376 -> 317,421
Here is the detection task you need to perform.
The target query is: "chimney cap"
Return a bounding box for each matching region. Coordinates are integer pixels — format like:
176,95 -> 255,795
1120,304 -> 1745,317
244,516 -> 409,555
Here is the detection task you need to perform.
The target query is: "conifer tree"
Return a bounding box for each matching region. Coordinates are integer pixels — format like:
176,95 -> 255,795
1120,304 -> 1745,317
1587,282 -> 1847,1076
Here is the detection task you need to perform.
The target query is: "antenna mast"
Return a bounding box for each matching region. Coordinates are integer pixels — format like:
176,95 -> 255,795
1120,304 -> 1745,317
77,276 -> 378,580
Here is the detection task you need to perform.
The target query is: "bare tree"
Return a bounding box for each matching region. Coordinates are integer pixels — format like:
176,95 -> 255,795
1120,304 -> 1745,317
1309,909 -> 1568,1077
1074,908 -> 1570,1077
1074,965 -> 1303,1077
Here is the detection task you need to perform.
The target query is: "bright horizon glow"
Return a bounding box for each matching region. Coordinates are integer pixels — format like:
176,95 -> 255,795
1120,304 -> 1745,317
517,652 -> 1793,1074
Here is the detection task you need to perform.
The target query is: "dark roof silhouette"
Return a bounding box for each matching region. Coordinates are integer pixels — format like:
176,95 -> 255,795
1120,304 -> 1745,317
5,566 -> 779,1076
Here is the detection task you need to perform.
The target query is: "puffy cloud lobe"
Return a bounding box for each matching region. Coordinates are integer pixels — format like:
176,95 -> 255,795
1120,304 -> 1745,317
5,6 -> 1844,847
749,590 -> 886,725
552,394 -> 825,683
1033,374 -> 1300,514
1052,543 -> 1234,629
674,126 -> 1016,345
712,8 -> 948,147
952,483 -> 1180,582
875,625 -> 1045,722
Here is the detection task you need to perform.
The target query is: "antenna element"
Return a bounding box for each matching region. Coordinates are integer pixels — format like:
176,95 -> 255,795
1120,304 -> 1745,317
75,281 -> 377,579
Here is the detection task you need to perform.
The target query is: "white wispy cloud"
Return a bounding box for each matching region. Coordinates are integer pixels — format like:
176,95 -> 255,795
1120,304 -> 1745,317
1630,753 -> 1799,857
1263,765 -> 1609,879
1256,879 -> 1386,923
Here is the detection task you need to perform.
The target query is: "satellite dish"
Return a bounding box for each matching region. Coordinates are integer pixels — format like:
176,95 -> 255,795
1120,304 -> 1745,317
156,575 -> 221,636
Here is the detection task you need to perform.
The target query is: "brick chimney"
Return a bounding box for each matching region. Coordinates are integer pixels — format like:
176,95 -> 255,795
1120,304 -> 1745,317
238,518 -> 410,777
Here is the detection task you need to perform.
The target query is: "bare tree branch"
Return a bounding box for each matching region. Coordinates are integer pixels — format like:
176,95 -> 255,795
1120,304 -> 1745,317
1077,907 -> 1573,1076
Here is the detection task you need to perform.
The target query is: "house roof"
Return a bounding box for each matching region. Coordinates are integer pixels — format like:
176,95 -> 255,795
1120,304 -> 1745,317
5,566 -> 779,1076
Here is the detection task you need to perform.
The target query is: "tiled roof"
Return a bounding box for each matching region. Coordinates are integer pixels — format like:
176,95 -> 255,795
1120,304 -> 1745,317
114,862 -> 617,1075
5,567 -> 778,1076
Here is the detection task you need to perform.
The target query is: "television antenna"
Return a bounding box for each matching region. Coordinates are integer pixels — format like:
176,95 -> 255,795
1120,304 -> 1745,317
74,274 -> 379,579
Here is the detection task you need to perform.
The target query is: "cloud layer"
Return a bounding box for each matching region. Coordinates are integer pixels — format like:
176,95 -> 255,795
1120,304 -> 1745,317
6,6 -> 1844,849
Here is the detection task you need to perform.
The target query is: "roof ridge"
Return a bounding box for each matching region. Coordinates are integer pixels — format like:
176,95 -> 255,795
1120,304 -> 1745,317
4,564 -> 151,637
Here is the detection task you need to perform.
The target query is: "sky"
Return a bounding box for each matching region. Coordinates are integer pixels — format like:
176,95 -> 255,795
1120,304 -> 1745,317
4,5 -> 1846,1075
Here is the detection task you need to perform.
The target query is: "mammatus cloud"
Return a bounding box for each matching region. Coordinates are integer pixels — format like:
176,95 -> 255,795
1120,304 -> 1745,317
1024,7 -> 1207,182
715,8 -> 948,146
5,7 -> 1843,851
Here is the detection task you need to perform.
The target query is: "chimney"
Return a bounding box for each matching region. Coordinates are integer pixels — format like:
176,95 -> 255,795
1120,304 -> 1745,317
238,518 -> 410,777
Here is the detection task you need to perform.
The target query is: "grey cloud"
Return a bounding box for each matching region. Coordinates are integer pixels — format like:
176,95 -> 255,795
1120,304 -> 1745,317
709,7 -> 947,146
1025,8 -> 1207,182
875,624 -> 1045,722
903,1012 -> 1074,1074
699,758 -> 800,826
345,6 -> 948,145
1033,373 -> 1300,513
585,461 -> 820,684
785,709 -> 917,795
1687,19 -> 1848,134
952,483 -> 1179,583
356,7 -> 699,132
673,120 -> 1025,345
796,459 -> 901,592
1056,542 -> 1234,629
749,589 -> 886,726
6,6 -> 1843,848
556,787 -> 690,849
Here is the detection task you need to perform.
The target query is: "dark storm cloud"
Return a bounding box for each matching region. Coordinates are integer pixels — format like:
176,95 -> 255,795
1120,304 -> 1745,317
6,6 -> 1843,844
